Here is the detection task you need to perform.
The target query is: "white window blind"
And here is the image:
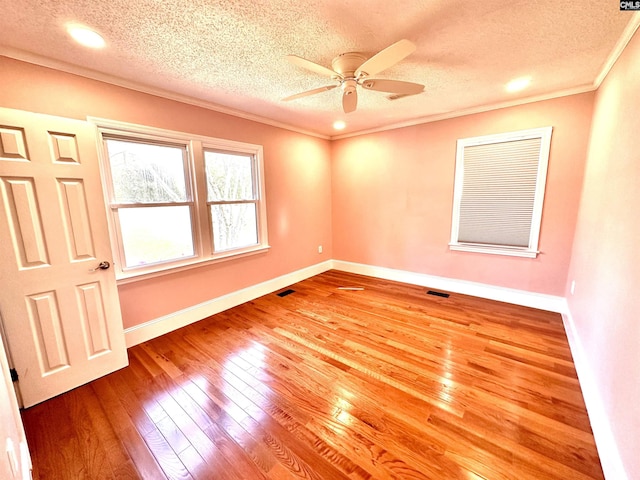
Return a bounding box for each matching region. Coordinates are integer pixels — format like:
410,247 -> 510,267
450,127 -> 552,258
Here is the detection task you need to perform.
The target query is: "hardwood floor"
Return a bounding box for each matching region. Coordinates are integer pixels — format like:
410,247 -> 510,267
21,270 -> 604,479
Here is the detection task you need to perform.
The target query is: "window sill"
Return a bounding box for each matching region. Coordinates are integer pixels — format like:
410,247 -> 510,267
449,243 -> 539,258
115,245 -> 271,285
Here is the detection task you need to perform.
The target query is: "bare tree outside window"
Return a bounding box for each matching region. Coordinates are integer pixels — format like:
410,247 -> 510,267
205,151 -> 258,251
109,143 -> 186,203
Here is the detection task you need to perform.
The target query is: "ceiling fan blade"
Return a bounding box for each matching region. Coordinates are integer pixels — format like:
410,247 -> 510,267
342,89 -> 357,114
282,85 -> 337,102
355,39 -> 416,78
361,79 -> 424,95
286,55 -> 339,78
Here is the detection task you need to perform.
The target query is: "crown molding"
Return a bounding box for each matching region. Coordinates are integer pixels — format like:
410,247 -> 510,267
330,84 -> 597,140
594,11 -> 640,88
0,47 -> 330,140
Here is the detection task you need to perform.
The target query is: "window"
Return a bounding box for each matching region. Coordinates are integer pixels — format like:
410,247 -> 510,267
450,127 -> 552,258
104,138 -> 195,268
94,119 -> 268,280
205,150 -> 259,252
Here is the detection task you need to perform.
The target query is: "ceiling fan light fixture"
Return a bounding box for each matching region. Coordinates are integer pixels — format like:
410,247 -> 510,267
333,120 -> 346,130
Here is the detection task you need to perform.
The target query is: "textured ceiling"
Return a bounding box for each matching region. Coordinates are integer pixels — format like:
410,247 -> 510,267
0,1 -> 637,137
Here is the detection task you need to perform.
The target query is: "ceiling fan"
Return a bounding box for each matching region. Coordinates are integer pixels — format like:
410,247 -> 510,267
282,39 -> 425,114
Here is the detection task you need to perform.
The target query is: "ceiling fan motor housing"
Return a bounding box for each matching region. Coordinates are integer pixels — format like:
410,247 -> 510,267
331,52 -> 368,77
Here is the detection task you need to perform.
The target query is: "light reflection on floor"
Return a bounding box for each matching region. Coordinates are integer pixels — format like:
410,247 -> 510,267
221,342 -> 268,429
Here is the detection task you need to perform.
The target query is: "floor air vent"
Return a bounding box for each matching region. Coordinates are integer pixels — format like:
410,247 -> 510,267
427,290 -> 450,298
277,289 -> 295,297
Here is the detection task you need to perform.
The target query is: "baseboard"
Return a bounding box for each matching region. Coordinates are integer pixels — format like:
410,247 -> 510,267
331,260 -> 567,313
126,259 -> 566,347
124,260 -> 333,347
561,309 -> 627,480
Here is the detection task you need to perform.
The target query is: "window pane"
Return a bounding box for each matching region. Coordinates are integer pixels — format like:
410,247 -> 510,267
119,206 -> 194,267
210,203 -> 257,252
106,139 -> 188,203
205,151 -> 254,201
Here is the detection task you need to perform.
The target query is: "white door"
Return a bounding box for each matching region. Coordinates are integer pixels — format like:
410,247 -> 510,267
0,107 -> 128,408
0,329 -> 31,480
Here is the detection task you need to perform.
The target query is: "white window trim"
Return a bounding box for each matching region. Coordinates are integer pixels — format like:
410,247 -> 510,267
89,117 -> 269,283
449,126 -> 552,258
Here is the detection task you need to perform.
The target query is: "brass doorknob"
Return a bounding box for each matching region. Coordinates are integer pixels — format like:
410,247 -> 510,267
89,261 -> 111,272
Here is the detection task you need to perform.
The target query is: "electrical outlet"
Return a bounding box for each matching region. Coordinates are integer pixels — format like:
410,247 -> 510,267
570,280 -> 576,295
318,245 -> 323,254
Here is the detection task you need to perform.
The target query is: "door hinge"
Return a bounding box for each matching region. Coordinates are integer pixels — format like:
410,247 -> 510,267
10,368 -> 18,382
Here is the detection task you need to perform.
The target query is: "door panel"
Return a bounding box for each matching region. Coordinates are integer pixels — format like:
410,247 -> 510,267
76,281 -> 111,356
25,290 -> 69,373
58,178 -> 96,259
1,177 -> 49,267
0,107 -> 127,407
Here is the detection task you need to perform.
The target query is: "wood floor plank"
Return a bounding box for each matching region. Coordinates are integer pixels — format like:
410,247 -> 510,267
90,376 -> 169,480
70,386 -> 140,479
185,343 -> 375,479
22,270 -> 604,479
63,387 -> 123,480
21,400 -> 63,480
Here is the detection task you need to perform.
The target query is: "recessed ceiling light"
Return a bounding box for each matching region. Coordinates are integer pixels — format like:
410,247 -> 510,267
506,76 -> 531,93
67,25 -> 105,49
333,120 -> 346,130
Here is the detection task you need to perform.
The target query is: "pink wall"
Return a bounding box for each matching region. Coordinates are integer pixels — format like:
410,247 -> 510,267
331,93 -> 595,295
0,57 -> 332,329
2,39 -> 637,475
566,28 -> 640,478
